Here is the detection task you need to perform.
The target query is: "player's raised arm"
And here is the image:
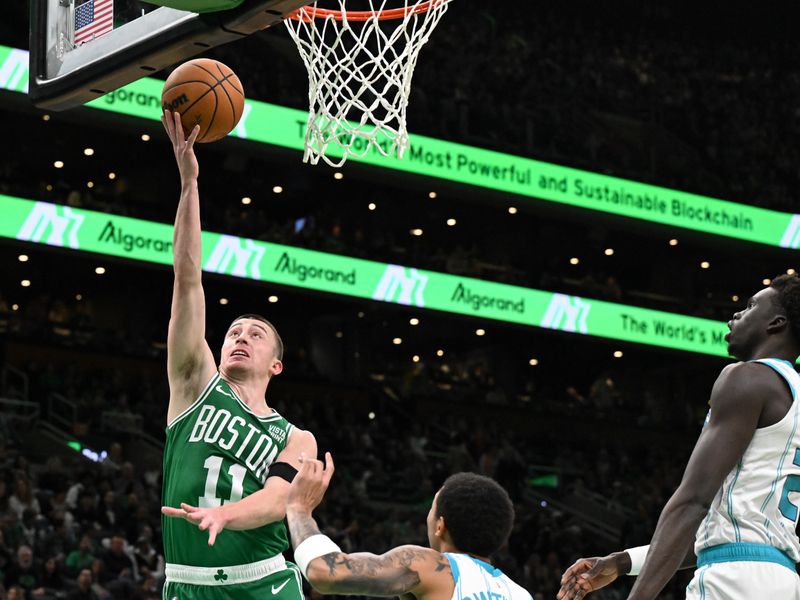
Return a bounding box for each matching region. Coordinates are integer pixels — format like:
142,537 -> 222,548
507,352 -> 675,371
163,110 -> 216,423
625,362 -> 766,600
285,453 -> 451,598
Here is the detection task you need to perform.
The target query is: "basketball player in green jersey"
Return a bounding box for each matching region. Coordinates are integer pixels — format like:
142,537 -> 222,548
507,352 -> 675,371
159,110 -> 316,600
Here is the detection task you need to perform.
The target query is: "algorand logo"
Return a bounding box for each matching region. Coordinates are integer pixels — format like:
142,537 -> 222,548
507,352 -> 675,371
780,215 -> 800,249
17,202 -> 84,249
373,265 -> 429,307
540,293 -> 591,334
0,48 -> 28,93
204,235 -> 265,279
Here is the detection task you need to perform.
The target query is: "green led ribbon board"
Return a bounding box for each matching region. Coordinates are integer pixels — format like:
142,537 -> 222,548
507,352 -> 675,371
2,44 -> 799,249
1,194 -> 731,358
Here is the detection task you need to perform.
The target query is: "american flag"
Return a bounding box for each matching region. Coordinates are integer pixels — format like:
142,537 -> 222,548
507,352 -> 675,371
74,0 -> 114,45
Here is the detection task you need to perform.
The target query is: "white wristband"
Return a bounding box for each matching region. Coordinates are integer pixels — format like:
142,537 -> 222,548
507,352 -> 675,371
294,534 -> 342,579
625,545 -> 650,576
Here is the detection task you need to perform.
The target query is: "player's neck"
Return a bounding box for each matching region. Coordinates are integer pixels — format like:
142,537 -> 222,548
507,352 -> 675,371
746,340 -> 799,363
439,542 -> 492,565
220,371 -> 274,416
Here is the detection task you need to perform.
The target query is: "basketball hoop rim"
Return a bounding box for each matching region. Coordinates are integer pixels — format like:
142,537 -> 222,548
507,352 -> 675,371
289,0 -> 448,22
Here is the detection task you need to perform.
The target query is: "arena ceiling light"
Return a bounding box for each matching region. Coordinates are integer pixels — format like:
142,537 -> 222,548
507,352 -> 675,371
529,358 -> 539,366
268,295 -> 279,303
763,278 -> 772,285
95,267 -> 106,275
412,355 -> 420,362
108,172 -> 116,180
392,337 -> 402,345
141,134 -> 151,142
87,181 -> 94,189
272,186 -> 283,194
569,257 -> 580,265
42,115 -> 50,122
700,261 -> 710,269
604,248 -> 614,256
53,160 -> 64,169
410,228 -> 423,236
446,218 -> 457,226
368,203 -> 376,211
732,295 -> 739,302
436,349 -> 444,357
219,298 -> 229,305
789,268 -> 797,275
428,192 -> 437,199
83,148 -> 94,156
21,279 -> 31,287
613,350 -> 624,358
669,238 -> 679,246
18,254 -> 28,262
508,207 -> 518,215
333,172 -> 344,180
409,318 -> 420,326
241,197 -> 252,205
475,328 -> 486,336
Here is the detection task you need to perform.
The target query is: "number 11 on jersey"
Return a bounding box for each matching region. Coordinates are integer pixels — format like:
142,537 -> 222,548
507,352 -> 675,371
200,455 -> 247,507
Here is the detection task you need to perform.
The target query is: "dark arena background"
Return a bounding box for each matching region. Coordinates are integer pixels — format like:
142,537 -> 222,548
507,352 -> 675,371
1,1 -> 799,598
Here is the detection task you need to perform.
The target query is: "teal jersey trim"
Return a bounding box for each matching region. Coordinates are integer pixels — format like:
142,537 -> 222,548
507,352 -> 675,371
444,553 -> 461,586
697,542 -> 796,572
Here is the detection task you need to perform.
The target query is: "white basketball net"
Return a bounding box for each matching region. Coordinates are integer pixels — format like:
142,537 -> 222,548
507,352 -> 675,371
285,0 -> 452,167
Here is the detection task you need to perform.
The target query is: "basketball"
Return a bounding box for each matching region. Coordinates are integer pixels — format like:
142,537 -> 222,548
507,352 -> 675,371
161,58 -> 245,143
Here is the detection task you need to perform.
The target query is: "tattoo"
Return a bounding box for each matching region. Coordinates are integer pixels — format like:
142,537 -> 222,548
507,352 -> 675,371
286,510 -> 322,550
312,547 -> 434,596
434,555 -> 451,573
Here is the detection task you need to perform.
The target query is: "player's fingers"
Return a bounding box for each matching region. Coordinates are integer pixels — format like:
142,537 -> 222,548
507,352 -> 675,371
173,111 -> 185,143
161,506 -> 185,518
208,525 -> 218,546
186,124 -> 200,147
180,502 -> 201,513
322,452 -> 335,486
162,110 -> 174,139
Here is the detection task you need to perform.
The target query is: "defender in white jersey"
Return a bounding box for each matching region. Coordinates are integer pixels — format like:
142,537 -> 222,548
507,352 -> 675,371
558,274 -> 800,600
284,453 -> 532,600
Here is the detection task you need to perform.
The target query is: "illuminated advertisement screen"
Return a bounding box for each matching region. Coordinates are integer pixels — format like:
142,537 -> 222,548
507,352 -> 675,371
2,44 -> 799,249
1,194 -> 730,358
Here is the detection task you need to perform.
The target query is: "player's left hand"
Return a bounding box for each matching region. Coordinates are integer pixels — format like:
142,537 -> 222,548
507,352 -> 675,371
287,451 -> 335,513
161,502 -> 229,546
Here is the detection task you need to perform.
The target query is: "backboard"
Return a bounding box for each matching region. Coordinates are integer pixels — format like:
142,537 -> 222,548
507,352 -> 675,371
30,0 -> 311,111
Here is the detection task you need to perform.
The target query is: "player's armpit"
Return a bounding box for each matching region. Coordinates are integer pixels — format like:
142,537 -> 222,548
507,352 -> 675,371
306,545 -> 448,597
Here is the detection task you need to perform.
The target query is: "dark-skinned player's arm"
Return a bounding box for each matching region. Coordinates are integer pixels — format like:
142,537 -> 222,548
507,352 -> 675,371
559,361 -> 765,600
163,110 -> 217,425
285,453 -> 453,598
625,361 -> 766,600
557,539 -> 696,600
162,428 -> 317,544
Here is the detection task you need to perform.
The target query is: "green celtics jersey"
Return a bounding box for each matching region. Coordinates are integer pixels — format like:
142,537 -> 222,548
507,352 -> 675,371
162,373 -> 294,567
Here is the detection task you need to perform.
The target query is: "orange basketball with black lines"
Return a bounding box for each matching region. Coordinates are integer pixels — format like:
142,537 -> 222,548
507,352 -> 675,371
161,58 -> 245,143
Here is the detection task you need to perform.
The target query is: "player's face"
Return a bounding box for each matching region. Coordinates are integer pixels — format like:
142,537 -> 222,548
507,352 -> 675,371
426,491 -> 443,551
221,319 -> 281,378
726,286 -> 780,359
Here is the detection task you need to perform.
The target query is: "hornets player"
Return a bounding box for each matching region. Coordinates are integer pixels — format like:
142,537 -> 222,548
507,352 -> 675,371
284,453 -> 532,600
159,111 -> 316,600
557,275 -> 800,599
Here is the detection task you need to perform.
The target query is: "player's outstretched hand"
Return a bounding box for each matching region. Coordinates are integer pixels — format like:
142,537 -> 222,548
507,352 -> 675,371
557,554 -> 622,600
287,451 -> 335,513
161,109 -> 200,182
161,502 -> 228,546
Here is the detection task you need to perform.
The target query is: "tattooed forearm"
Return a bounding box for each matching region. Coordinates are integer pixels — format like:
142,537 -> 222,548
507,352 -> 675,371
307,547 -> 432,597
287,509 -> 323,549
